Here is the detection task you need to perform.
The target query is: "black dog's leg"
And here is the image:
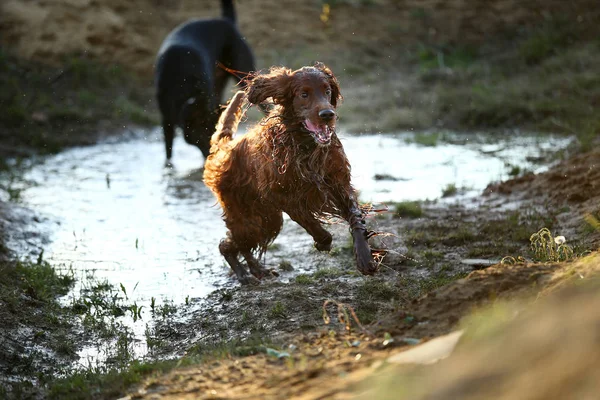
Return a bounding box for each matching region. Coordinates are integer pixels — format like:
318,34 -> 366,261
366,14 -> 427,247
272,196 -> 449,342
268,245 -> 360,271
163,122 -> 175,160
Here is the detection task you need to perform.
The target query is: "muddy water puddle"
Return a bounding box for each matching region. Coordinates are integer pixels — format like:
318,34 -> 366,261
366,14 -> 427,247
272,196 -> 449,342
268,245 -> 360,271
6,127 -> 571,364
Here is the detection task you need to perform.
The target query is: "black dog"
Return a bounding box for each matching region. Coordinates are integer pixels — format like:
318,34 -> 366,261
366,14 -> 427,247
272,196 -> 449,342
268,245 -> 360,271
155,0 -> 255,161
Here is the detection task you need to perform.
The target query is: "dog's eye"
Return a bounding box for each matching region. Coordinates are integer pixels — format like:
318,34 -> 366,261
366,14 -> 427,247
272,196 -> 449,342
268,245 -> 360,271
325,89 -> 332,96
301,92 -> 309,98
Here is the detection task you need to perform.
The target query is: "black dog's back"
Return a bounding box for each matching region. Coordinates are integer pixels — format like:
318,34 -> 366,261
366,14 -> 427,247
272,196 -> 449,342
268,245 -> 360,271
155,0 -> 255,160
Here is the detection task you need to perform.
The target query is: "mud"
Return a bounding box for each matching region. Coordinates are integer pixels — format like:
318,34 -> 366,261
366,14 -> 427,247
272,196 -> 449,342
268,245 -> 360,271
125,255 -> 600,400
2,129 -> 573,364
117,146 -> 600,399
2,129 -> 598,399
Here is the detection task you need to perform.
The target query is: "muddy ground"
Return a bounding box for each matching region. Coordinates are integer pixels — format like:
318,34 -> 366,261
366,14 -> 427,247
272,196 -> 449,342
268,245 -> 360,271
1,0 -> 600,399
116,148 -> 598,399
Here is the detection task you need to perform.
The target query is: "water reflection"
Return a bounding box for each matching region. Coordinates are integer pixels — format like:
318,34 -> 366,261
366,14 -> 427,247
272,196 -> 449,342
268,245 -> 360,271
13,127 -> 571,363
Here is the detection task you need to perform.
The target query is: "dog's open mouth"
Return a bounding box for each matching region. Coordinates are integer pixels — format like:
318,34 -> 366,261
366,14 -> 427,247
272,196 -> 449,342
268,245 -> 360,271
303,120 -> 334,145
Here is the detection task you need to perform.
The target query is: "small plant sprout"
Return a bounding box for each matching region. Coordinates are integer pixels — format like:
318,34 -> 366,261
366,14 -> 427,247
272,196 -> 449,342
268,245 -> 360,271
442,183 -> 458,198
130,302 -> 143,322
382,332 -> 394,346
119,283 -> 128,300
322,299 -> 372,336
37,249 -> 44,265
530,228 -> 573,262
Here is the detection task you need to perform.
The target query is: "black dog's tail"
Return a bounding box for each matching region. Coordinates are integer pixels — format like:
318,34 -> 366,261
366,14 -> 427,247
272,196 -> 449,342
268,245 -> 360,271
211,91 -> 246,149
221,0 -> 236,23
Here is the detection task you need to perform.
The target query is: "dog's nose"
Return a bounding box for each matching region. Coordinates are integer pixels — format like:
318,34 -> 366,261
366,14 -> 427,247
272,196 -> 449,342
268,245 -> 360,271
319,109 -> 336,121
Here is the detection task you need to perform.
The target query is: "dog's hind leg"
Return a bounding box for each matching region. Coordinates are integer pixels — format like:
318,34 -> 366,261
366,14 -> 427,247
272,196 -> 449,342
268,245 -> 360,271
240,211 -> 283,279
285,210 -> 332,252
241,250 -> 280,279
162,122 -> 175,160
219,234 -> 259,285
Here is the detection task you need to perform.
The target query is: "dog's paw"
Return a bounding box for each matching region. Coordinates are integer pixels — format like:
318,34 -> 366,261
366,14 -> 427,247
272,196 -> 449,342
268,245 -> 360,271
248,263 -> 280,280
352,230 -> 378,275
266,269 -> 280,278
356,257 -> 378,276
314,234 -> 333,252
239,275 -> 261,286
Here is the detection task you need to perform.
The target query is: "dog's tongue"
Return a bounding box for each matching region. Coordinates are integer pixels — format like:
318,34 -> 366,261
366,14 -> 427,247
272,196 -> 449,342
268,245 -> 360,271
304,120 -> 332,144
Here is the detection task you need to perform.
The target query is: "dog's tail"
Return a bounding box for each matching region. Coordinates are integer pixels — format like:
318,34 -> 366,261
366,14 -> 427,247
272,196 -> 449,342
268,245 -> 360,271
221,0 -> 236,23
211,90 -> 246,149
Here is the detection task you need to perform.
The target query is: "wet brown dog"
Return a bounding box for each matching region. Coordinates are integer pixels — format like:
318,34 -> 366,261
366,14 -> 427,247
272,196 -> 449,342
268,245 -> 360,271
203,63 -> 377,284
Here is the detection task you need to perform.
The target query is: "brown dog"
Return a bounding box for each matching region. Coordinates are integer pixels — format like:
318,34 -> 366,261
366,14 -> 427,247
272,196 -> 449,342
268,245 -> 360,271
203,63 -> 377,284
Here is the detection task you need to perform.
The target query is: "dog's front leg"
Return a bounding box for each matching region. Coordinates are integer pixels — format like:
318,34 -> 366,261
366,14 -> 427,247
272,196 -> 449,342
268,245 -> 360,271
343,198 -> 377,275
285,210 -> 333,252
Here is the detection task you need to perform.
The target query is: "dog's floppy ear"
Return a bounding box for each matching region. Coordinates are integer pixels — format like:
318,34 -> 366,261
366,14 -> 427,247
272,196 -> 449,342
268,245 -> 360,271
314,62 -> 342,108
246,67 -> 293,105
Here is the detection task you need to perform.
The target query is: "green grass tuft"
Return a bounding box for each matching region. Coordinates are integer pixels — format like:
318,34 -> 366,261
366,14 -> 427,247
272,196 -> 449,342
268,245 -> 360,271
394,201 -> 423,218
295,274 -> 315,285
441,183 -> 458,198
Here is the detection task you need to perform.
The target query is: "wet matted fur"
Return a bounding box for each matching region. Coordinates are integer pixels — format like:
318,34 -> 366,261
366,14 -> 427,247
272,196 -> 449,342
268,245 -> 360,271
203,63 -> 377,284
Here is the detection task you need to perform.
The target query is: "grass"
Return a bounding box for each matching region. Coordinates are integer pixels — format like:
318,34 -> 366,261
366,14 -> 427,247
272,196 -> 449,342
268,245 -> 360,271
295,274 -> 315,285
583,212 -> 600,235
400,206 -> 561,262
354,278 -> 400,324
102,330 -> 276,397
48,359 -> 177,400
278,260 -> 294,271
441,227 -> 476,246
313,267 -> 344,279
0,259 -> 77,396
399,270 -> 469,301
431,40 -> 600,139
417,43 -> 478,71
466,242 -> 521,259
407,132 -> 442,147
479,210 -> 555,244
8,259 -> 74,303
0,257 -> 199,398
420,250 -> 444,262
0,49 -> 156,157
529,227 -> 574,262
441,183 -> 458,198
518,16 -> 576,65
393,201 -> 423,219
269,301 -> 288,319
